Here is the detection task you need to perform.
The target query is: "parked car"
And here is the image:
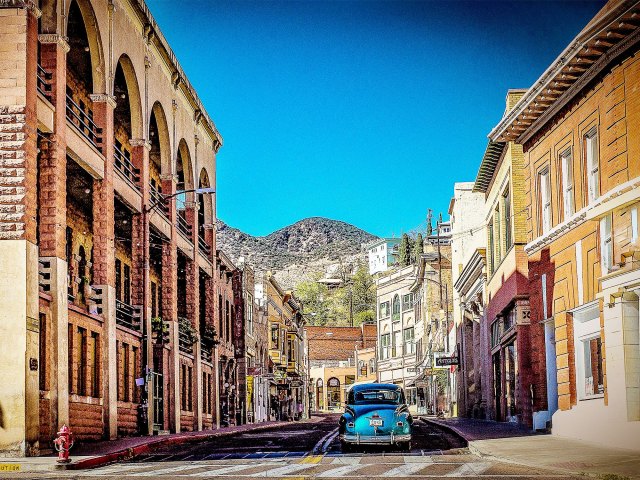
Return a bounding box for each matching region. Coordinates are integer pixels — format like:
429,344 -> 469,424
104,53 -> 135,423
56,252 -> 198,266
339,383 -> 412,451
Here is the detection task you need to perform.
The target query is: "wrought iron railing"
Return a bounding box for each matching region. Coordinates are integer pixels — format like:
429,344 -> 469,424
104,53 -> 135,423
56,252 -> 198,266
37,63 -> 52,100
176,213 -> 192,240
198,235 -> 211,257
179,328 -> 194,354
200,340 -> 212,363
116,299 -> 140,330
66,93 -> 102,150
149,183 -> 169,216
114,140 -> 140,188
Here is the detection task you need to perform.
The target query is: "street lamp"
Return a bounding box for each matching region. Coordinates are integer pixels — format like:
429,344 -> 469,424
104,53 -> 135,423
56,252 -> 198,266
142,186 -> 216,436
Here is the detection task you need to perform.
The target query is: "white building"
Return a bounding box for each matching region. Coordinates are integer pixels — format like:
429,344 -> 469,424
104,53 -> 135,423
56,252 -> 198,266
376,265 -> 419,410
367,238 -> 401,275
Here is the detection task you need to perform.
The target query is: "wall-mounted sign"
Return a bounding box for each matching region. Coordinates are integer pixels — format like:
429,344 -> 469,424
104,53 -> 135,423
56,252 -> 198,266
435,356 -> 459,367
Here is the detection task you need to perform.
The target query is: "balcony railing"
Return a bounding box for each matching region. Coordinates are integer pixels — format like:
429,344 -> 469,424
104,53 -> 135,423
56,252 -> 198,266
198,235 -> 211,257
149,183 -> 169,217
114,140 -> 140,188
116,299 -> 140,331
200,340 -> 212,363
66,93 -> 102,151
176,213 -> 192,240
179,329 -> 194,355
37,63 -> 52,101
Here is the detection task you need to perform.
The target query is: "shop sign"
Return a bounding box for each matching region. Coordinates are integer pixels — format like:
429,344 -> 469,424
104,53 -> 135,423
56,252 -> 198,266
435,356 -> 459,366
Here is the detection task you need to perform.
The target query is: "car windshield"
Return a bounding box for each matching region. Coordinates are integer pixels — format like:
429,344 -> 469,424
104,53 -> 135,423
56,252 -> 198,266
352,389 -> 401,405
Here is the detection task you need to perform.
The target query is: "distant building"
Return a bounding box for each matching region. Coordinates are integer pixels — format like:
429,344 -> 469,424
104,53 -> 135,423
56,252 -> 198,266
306,324 -> 377,412
367,238 -> 401,275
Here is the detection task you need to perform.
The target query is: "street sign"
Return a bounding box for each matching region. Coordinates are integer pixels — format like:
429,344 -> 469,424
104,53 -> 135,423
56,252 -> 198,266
435,356 -> 459,366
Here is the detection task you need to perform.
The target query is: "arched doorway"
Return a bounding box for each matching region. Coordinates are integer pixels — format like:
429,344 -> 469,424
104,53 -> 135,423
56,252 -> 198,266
327,377 -> 340,409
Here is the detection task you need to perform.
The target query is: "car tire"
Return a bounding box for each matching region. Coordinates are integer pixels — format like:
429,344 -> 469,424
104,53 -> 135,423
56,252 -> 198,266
398,441 -> 411,452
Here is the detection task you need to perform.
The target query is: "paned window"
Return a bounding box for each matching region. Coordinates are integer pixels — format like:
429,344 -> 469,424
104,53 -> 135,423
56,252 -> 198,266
402,293 -> 413,311
380,333 -> 390,360
585,128 -> 599,204
600,214 -> 613,275
403,327 -> 415,355
392,295 -> 400,321
560,148 -> 574,218
503,185 -> 512,251
379,301 -> 390,319
573,304 -> 604,400
540,168 -> 552,234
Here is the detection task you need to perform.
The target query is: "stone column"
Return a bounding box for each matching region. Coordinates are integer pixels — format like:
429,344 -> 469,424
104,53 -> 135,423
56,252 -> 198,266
37,32 -> 70,440
90,93 -> 118,440
0,1 -> 41,456
160,172 -> 180,432
129,139 -> 151,432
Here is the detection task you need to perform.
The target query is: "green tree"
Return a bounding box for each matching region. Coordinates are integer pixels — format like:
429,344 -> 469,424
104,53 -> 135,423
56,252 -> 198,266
398,233 -> 411,266
295,273 -> 331,325
348,263 -> 376,325
412,233 -> 424,263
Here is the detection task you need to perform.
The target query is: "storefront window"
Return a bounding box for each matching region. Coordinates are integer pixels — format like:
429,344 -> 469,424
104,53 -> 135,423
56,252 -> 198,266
327,377 -> 341,409
573,302 -> 603,400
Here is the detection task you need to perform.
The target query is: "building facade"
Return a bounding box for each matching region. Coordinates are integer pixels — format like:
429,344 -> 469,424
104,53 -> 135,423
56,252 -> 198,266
472,90 -> 548,429
0,0 -> 225,455
489,0 -> 640,449
307,324 -> 377,412
263,274 -> 307,421
367,238 -> 400,275
449,182 -> 486,418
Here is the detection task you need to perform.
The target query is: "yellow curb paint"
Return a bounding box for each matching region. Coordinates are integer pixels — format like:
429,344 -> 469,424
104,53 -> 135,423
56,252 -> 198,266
0,464 -> 20,472
299,454 -> 323,464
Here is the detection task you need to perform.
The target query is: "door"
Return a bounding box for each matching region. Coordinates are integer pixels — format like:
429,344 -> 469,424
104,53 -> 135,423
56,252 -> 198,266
504,342 -> 517,420
493,352 -> 502,421
153,372 -> 164,432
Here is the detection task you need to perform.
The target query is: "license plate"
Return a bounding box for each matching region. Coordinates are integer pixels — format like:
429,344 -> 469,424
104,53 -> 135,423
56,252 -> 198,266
369,418 -> 383,426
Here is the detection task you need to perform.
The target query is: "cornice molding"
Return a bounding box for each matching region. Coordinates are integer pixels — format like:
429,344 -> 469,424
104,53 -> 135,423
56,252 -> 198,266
129,138 -> 151,151
89,93 -> 117,109
38,34 -> 70,52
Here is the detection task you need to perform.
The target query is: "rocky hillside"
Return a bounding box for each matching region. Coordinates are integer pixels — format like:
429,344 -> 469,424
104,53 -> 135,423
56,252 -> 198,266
216,217 -> 378,288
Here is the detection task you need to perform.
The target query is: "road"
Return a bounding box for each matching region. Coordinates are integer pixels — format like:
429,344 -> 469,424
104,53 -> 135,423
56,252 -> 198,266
12,415 -> 585,479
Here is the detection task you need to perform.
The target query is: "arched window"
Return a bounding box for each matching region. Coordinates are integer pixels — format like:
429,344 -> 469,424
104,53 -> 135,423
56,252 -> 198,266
316,378 -> 324,411
358,360 -> 366,376
327,377 -> 341,409
392,295 -> 400,321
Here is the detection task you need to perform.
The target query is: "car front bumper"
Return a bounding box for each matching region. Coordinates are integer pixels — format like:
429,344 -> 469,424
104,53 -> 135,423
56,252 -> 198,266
340,433 -> 411,445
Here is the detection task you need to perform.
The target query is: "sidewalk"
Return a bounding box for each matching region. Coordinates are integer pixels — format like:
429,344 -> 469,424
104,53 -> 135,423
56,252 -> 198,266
0,417 -> 323,473
426,417 -> 640,479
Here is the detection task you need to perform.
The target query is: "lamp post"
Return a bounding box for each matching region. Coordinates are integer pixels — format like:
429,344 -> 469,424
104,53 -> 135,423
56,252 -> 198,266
142,187 -> 216,436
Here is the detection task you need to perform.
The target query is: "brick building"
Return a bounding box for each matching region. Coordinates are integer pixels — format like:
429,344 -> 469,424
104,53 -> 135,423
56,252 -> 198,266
0,0 -> 227,456
489,0 -> 640,450
472,90 -> 547,429
306,324 -> 377,412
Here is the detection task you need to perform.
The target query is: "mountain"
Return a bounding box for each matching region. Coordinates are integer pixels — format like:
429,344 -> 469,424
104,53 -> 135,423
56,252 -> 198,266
216,217 -> 378,289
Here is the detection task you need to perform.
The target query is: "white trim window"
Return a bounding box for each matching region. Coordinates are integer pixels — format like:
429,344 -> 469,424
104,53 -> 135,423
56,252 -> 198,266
585,128 -> 599,204
540,168 -> 552,234
560,148 -> 574,218
631,207 -> 638,244
600,214 -> 613,275
380,333 -> 391,360
572,303 -> 604,400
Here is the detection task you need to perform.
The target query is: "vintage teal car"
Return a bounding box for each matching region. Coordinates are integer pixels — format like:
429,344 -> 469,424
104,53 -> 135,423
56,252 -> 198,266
339,383 -> 413,451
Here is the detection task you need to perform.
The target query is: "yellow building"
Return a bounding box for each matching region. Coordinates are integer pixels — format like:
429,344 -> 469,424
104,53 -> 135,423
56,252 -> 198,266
263,273 -> 307,420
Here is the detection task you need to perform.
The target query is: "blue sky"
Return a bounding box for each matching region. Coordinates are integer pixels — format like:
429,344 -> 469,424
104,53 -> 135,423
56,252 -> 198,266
146,0 -> 604,238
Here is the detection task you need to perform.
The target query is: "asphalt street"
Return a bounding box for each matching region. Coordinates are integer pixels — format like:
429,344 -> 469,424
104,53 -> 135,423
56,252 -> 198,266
4,415 -> 586,479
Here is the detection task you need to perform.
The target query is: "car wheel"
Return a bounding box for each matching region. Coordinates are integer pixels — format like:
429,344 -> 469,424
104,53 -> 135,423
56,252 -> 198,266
398,441 -> 411,452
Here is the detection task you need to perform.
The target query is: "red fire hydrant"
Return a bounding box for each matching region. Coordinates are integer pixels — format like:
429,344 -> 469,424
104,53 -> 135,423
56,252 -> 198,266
53,424 -> 74,463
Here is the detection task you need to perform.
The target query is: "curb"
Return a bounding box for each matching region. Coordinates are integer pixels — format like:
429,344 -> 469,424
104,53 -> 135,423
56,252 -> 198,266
422,419 -> 611,479
421,418 -> 469,447
64,420 -> 298,470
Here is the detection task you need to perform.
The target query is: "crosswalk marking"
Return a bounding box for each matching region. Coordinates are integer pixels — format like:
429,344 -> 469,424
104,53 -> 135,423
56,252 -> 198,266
129,463 -> 207,476
317,464 -> 365,478
446,462 -> 491,477
383,460 -> 433,477
256,462 -> 318,477
185,462 -> 277,477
